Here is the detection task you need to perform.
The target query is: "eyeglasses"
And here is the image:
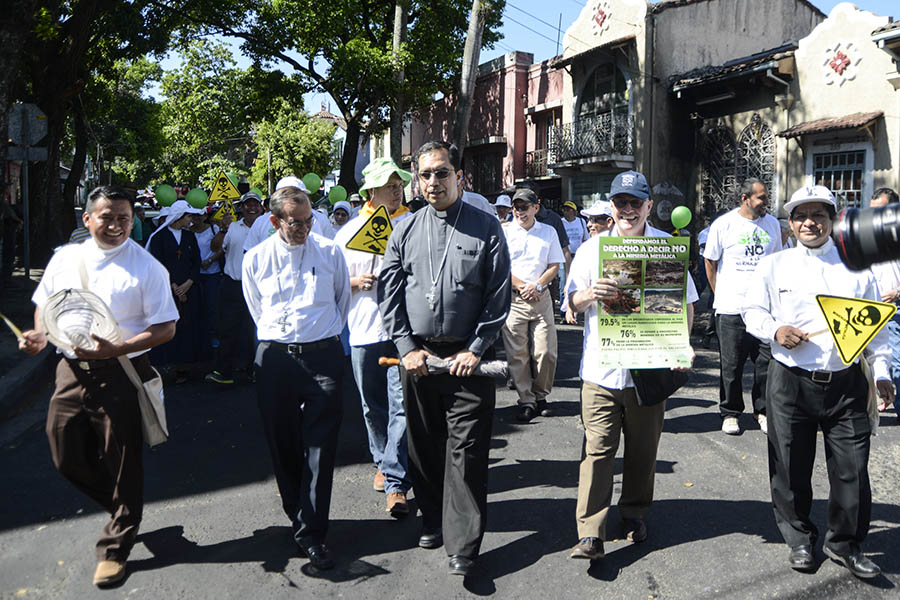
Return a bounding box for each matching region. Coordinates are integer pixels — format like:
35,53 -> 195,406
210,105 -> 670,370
279,216 -> 315,230
512,203 -> 533,212
611,197 -> 647,210
417,169 -> 454,181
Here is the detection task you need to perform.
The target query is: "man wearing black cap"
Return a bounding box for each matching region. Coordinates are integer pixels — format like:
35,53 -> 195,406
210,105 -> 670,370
501,188 -> 565,422
744,185 -> 893,578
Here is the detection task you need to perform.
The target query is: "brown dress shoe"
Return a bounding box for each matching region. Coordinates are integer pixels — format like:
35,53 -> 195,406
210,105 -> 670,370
386,491 -> 409,518
93,560 -> 126,586
569,537 -> 604,560
373,469 -> 386,492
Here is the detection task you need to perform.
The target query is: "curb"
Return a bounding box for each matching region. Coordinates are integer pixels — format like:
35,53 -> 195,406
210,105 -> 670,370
0,348 -> 58,421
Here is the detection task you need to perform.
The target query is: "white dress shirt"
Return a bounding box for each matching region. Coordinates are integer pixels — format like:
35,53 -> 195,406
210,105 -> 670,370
33,238 -> 179,359
871,259 -> 900,304
222,219 -> 253,280
195,225 -> 222,275
742,239 -> 890,380
242,231 -> 350,344
566,224 -> 699,390
243,210 -> 335,253
334,210 -> 411,347
503,220 -> 564,283
703,208 -> 782,315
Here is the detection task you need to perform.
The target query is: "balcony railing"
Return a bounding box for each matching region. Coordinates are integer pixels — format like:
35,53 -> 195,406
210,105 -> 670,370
525,148 -> 549,178
548,113 -> 634,164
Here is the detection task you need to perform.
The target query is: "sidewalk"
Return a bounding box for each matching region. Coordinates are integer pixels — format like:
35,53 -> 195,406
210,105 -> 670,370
0,268 -> 56,421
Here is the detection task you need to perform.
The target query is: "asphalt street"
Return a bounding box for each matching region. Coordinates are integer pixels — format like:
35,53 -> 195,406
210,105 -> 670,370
1,324 -> 899,599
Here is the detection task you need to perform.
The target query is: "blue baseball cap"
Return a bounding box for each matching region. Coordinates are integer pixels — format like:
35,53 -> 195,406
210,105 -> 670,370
609,171 -> 651,200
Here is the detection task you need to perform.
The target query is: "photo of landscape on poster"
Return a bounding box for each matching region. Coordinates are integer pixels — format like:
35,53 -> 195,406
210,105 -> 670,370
596,236 -> 693,368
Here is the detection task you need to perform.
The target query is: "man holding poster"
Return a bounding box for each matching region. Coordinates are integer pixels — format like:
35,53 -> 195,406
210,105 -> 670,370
565,171 -> 697,561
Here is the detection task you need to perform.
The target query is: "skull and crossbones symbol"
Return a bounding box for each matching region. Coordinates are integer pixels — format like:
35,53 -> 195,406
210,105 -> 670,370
365,216 -> 390,252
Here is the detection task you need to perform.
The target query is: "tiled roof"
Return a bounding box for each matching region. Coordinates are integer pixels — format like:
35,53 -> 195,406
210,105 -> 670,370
650,0 -> 824,18
671,45 -> 795,91
312,110 -> 347,130
777,111 -> 883,139
872,20 -> 900,36
549,35 -> 636,69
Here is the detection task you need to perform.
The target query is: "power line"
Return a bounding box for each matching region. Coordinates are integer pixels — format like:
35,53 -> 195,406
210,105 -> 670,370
503,14 -> 560,45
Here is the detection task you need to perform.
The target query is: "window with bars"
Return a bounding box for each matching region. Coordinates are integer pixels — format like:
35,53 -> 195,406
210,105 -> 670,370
813,150 -> 865,208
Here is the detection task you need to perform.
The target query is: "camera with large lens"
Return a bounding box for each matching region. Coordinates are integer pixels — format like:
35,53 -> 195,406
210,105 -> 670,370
832,204 -> 900,270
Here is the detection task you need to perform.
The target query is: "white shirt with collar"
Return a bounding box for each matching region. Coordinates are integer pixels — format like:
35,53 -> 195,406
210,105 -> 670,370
195,224 -> 221,275
503,219 -> 564,283
33,237 -> 179,359
334,210 -> 411,347
743,239 -> 890,379
222,218 -> 253,280
703,208 -> 783,315
566,224 -> 699,390
241,231 -> 350,344
243,210 -> 335,253
871,259 -> 900,305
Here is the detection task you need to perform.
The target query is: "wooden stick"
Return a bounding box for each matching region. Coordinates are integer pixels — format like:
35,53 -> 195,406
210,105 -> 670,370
379,357 -> 400,367
808,329 -> 829,337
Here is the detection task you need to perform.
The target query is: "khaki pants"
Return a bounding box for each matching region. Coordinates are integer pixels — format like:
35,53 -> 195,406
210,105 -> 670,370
575,381 -> 665,539
501,291 -> 558,407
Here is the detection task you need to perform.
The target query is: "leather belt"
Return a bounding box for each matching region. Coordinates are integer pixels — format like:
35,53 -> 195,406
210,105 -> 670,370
786,363 -> 857,384
267,337 -> 339,356
68,357 -> 120,372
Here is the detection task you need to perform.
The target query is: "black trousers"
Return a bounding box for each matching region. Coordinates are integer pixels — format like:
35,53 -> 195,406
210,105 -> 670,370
216,276 -> 255,377
255,339 -> 343,545
402,351 -> 495,559
766,360 -> 871,554
716,313 -> 771,417
46,355 -> 154,561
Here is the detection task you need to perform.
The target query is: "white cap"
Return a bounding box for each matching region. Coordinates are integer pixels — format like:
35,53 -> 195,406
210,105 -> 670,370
784,185 -> 836,215
495,194 -> 512,208
581,200 -> 612,218
275,176 -> 309,192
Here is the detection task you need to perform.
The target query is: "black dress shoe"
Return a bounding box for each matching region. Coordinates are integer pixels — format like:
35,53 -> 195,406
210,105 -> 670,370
788,545 -> 815,571
418,527 -> 443,549
823,546 -> 881,579
536,400 -> 553,417
516,405 -> 536,422
297,542 -> 335,570
448,555 -> 474,576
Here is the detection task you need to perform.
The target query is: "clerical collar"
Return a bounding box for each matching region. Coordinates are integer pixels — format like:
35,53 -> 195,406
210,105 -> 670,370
84,236 -> 129,259
431,197 -> 461,220
275,232 -> 306,252
798,237 -> 834,257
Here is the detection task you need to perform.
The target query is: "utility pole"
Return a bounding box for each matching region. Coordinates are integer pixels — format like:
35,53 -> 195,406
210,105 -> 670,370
389,0 -> 408,164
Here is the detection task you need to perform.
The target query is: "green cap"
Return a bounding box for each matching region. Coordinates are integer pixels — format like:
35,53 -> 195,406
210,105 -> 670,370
359,157 -> 412,198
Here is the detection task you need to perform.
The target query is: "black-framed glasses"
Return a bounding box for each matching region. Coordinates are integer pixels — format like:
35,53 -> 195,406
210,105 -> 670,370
417,169 -> 454,181
279,216 -> 315,230
611,197 -> 647,210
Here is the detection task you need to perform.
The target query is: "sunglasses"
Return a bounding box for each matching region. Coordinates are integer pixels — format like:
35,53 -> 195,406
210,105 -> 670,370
512,203 -> 534,212
611,197 -> 647,210
588,216 -> 610,224
417,169 -> 454,181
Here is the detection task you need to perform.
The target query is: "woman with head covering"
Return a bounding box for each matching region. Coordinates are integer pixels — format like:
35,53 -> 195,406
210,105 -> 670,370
147,200 -> 206,383
331,200 -> 352,231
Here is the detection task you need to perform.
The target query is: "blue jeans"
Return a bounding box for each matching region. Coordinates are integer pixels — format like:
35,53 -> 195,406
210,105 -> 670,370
350,340 -> 410,493
888,315 -> 900,415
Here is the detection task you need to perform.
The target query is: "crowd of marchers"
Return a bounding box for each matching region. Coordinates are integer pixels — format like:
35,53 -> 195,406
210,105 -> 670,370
17,139 -> 900,587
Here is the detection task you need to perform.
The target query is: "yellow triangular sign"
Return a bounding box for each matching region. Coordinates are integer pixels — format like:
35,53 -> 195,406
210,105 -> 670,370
208,171 -> 241,203
345,204 -> 393,255
211,199 -> 236,222
815,294 -> 896,365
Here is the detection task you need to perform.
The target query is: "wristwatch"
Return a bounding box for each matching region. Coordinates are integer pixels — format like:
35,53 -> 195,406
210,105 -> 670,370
536,283 -> 544,293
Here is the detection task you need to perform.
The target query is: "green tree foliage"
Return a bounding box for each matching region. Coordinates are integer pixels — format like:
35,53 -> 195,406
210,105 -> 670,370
248,99 -> 337,191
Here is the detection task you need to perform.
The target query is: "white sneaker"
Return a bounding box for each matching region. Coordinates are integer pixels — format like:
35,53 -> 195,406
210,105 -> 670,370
756,414 -> 768,434
722,417 -> 741,435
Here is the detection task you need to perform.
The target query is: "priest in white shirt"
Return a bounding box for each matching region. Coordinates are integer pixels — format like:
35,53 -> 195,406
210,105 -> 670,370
242,185 -> 350,571
743,185 -> 893,578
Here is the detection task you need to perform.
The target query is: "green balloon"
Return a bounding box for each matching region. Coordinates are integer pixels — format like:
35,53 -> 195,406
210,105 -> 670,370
328,185 -> 347,204
186,188 -> 208,209
226,172 -> 239,187
249,187 -> 264,199
671,205 -> 692,230
155,184 -> 176,207
302,173 -> 322,192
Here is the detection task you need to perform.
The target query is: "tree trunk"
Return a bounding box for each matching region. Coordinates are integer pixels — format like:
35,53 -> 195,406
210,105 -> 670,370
64,100 -> 88,211
452,0 -> 486,156
338,119 -> 362,193
389,0 -> 408,164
